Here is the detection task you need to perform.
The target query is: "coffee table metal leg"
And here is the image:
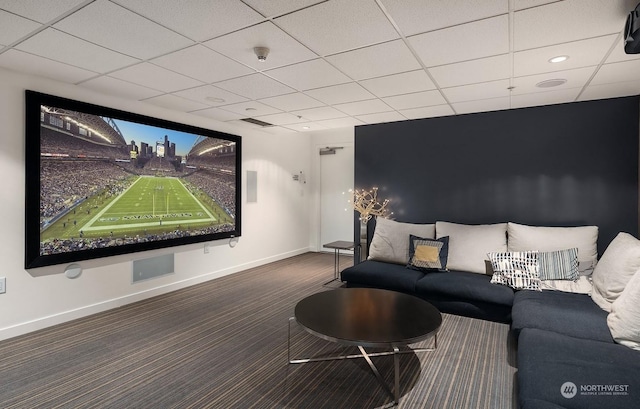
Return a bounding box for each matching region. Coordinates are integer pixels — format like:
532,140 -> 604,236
358,345 -> 396,404
393,346 -> 400,403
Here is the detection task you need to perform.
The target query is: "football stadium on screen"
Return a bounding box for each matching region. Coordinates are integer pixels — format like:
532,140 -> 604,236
39,105 -> 237,257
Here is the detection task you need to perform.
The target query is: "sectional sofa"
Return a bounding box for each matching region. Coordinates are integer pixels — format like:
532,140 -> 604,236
340,219 -> 640,409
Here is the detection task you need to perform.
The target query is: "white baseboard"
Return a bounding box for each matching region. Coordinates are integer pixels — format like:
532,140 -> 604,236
0,247 -> 312,341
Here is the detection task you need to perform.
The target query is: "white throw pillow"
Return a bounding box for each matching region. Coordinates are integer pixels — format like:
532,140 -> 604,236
607,270 -> 640,350
591,232 -> 640,312
436,222 -> 507,274
540,275 -> 593,294
507,222 -> 598,270
368,218 -> 435,265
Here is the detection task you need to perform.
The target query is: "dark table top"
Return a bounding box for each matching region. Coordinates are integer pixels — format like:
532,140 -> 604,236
294,288 -> 442,348
323,241 -> 355,250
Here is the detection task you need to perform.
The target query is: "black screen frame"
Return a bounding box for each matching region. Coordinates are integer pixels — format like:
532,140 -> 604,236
25,90 -> 242,269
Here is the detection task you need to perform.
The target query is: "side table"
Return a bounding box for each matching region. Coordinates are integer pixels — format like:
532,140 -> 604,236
322,240 -> 355,287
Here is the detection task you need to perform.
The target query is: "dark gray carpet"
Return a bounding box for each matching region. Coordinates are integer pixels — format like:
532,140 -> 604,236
0,252 -> 517,408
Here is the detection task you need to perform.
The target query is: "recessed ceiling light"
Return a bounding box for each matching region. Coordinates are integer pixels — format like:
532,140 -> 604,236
302,126 -> 310,130
549,55 -> 569,63
205,96 -> 225,103
535,79 -> 567,88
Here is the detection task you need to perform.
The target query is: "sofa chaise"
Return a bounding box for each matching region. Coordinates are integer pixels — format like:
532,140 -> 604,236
340,219 -> 640,409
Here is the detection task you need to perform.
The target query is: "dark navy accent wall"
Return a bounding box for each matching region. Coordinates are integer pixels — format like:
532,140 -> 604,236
355,96 -> 639,257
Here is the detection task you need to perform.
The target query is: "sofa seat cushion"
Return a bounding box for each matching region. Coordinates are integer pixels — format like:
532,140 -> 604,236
512,290 -> 613,343
415,269 -> 515,307
518,328 -> 640,409
340,260 -> 424,294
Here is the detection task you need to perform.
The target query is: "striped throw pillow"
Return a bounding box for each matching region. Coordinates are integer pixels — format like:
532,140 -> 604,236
538,248 -> 579,281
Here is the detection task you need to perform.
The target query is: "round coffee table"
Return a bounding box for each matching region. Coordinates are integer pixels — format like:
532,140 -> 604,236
288,288 -> 442,405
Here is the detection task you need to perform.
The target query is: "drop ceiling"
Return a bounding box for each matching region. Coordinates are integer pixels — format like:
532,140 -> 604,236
1,0 -> 639,134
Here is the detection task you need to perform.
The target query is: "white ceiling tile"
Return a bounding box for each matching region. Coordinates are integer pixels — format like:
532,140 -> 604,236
579,80 -> 640,101
143,94 -> 210,112
258,92 -> 323,111
113,0 -> 264,41
152,45 -> 253,83
0,10 -> 41,45
291,106 -> 349,121
442,79 -> 512,103
285,121 -> 327,132
274,0 -> 399,55
316,117 -> 365,129
109,63 -> 204,93
360,70 -> 436,98
429,54 -> 511,88
54,0 -> 193,59
0,0 -> 86,23
253,112 -> 308,125
266,59 -> 351,90
214,73 -> 294,100
513,0 -> 630,51
355,111 -> 406,124
400,104 -> 455,120
512,66 -> 597,95
334,99 -> 391,116
304,82 -> 375,105
514,35 -> 618,77
409,15 -> 509,67
382,90 -> 446,110
243,0 -> 324,17
591,59 -> 640,85
452,97 -> 511,114
16,28 -> 139,73
513,0 -> 559,10
191,107 -> 245,122
510,88 -> 581,108
0,49 -> 97,83
219,100 -> 282,116
381,0 -> 507,36
80,76 -> 163,100
606,35 -> 640,64
259,125 -> 299,135
174,85 -> 248,107
327,40 -> 421,80
204,22 -> 317,71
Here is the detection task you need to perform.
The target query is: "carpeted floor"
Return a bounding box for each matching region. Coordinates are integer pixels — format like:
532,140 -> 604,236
0,252 -> 517,408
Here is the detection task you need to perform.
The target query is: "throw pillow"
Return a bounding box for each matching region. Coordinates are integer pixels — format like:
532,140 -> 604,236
368,218 -> 435,265
436,221 -> 507,274
507,222 -> 598,272
407,235 -> 449,272
488,251 -> 540,291
540,275 -> 592,294
538,248 -> 579,281
607,270 -> 640,350
591,232 -> 640,312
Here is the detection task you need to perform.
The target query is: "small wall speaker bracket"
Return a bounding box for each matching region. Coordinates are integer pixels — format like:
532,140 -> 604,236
64,263 -> 82,279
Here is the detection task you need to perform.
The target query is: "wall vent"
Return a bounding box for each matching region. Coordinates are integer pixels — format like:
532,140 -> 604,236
240,118 -> 274,127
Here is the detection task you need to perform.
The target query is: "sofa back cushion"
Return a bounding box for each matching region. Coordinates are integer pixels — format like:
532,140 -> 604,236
368,218 -> 435,265
607,270 -> 640,350
591,232 -> 640,312
436,222 -> 507,274
507,222 -> 598,271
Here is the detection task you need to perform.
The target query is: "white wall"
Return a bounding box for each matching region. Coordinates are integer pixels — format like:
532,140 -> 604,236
0,68 -> 313,340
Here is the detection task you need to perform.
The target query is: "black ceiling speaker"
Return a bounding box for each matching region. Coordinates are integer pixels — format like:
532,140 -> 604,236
624,3 -> 640,54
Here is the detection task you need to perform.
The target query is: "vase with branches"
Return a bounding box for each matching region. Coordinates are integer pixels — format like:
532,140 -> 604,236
348,187 -> 392,261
